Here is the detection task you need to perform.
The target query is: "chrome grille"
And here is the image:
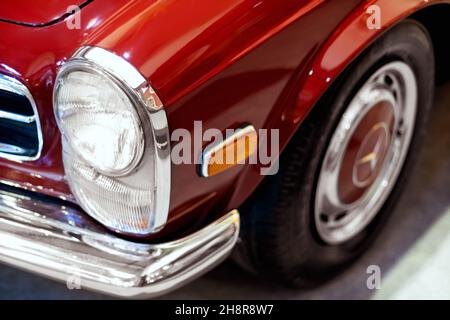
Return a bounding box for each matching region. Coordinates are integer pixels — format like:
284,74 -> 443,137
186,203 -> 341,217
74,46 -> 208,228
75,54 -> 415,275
0,74 -> 43,161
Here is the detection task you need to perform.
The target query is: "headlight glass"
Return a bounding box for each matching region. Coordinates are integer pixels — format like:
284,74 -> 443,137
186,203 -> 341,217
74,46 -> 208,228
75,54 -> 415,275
55,70 -> 143,175
53,47 -> 170,235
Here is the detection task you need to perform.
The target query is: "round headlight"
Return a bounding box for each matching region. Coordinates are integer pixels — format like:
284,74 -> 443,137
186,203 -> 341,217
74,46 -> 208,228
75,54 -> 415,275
55,69 -> 144,176
53,47 -> 171,235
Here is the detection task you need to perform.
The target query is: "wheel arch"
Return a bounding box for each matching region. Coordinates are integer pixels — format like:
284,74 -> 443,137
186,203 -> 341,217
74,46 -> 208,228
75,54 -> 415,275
288,1 -> 447,128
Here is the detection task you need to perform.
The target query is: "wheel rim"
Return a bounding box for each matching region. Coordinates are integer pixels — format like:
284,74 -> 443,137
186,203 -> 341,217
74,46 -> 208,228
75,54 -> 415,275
314,61 -> 418,245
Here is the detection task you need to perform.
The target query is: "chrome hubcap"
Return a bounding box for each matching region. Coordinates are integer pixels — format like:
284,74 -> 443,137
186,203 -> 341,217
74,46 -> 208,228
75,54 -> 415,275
314,61 -> 418,245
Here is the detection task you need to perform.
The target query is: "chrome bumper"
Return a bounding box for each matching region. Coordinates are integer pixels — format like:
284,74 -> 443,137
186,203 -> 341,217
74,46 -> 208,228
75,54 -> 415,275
0,188 -> 240,298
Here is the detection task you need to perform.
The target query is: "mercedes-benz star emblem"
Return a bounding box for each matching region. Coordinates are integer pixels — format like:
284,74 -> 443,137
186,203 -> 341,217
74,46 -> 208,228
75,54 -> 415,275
352,122 -> 390,188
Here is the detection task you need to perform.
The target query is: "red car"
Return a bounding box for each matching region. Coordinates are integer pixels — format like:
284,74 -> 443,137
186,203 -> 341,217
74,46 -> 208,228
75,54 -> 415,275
0,0 -> 447,297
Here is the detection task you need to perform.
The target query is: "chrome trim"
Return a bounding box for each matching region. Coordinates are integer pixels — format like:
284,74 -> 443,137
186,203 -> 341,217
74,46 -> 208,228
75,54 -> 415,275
72,46 -> 164,111
0,74 -> 43,162
53,46 -> 171,233
199,124 -> 257,177
0,110 -> 36,124
0,188 -> 240,298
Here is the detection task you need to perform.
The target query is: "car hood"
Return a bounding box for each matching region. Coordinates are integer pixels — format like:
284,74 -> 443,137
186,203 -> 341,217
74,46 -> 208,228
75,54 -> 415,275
0,0 -> 92,27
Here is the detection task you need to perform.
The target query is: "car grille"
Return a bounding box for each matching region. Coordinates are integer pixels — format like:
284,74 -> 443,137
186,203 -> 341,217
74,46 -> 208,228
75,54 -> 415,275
0,74 -> 43,161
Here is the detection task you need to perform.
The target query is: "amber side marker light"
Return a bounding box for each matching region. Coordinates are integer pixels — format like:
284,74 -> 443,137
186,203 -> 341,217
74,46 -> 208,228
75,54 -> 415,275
200,125 -> 258,177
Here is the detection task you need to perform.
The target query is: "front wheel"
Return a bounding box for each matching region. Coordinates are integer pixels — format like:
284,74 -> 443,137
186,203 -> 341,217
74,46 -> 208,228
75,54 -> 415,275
237,20 -> 435,286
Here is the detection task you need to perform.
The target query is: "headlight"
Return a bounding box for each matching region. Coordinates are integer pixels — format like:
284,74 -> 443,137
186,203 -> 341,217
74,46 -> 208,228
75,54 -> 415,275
55,70 -> 144,175
53,46 -> 171,235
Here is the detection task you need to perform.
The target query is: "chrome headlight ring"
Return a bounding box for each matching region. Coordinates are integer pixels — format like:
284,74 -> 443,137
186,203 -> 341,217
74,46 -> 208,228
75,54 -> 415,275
53,46 -> 171,235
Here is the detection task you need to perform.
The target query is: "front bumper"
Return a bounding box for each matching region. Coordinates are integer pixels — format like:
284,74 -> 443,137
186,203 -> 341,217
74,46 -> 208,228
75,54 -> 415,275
0,187 -> 240,298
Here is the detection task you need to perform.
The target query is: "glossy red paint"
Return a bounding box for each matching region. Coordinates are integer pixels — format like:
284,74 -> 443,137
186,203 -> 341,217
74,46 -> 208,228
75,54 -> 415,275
0,0 -> 130,204
0,0 -> 91,25
0,0 -> 447,239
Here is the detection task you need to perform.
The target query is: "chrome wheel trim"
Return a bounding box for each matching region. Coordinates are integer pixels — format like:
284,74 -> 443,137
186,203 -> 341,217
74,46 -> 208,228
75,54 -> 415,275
314,61 -> 418,245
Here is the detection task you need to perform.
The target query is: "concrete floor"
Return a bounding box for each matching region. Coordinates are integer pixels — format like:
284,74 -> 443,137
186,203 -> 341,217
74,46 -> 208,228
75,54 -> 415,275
0,84 -> 449,300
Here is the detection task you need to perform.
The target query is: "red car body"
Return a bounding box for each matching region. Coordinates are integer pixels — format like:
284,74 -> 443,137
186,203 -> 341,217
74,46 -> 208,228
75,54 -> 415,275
0,0 -> 447,240
0,0 -> 448,297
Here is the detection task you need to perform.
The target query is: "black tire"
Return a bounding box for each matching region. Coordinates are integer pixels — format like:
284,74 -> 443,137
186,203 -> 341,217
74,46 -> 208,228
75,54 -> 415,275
235,20 -> 435,287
